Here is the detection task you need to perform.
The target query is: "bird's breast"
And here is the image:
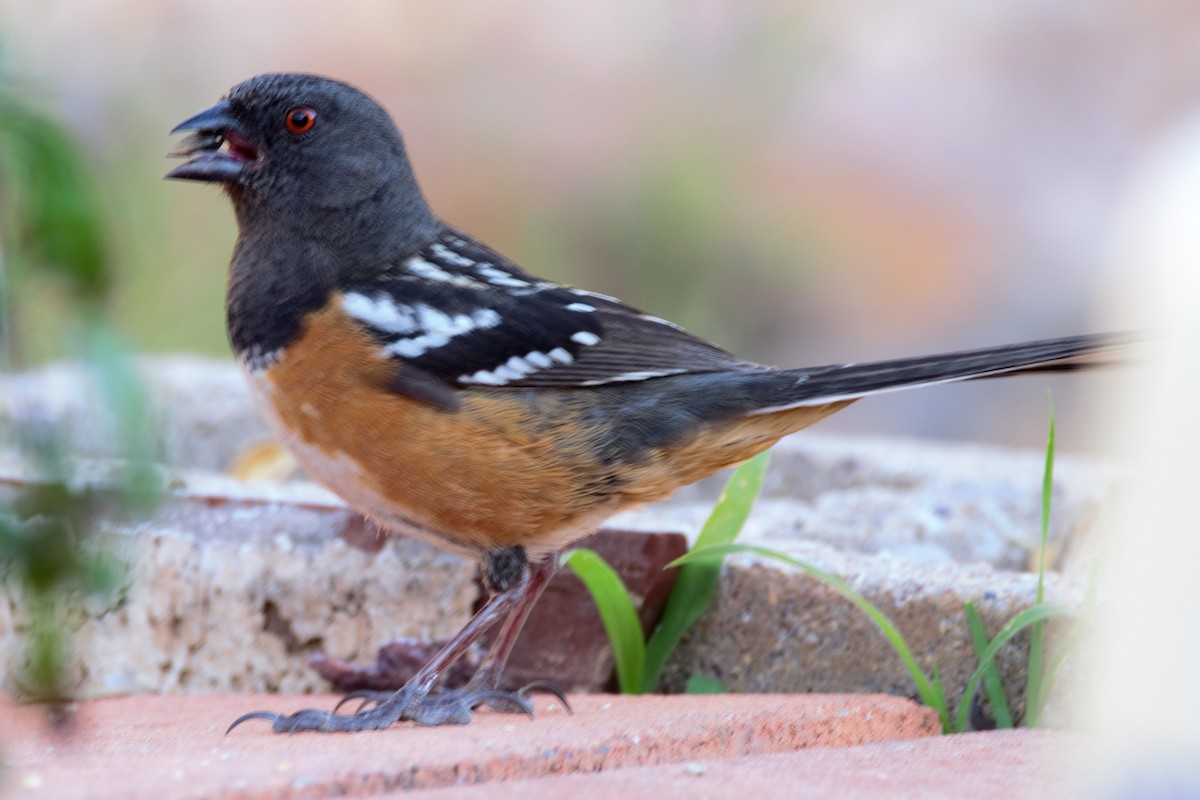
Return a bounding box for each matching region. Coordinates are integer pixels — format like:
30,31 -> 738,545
238,301 -> 623,555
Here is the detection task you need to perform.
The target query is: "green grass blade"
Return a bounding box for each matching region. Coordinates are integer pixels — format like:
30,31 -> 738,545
1025,402 -> 1055,727
673,542 -> 949,731
642,451 -> 770,691
953,602 -> 1073,732
1037,405 -> 1056,599
963,601 -> 1014,730
685,674 -> 727,694
932,666 -> 946,727
564,548 -> 646,694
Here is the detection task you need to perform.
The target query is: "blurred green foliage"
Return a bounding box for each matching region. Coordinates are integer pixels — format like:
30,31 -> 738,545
0,70 -> 160,714
0,91 -> 113,314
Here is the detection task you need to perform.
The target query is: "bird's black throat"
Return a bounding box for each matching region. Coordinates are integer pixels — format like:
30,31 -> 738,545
223,166 -> 441,365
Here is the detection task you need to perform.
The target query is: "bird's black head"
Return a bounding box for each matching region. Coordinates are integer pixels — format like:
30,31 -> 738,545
167,73 -> 435,237
169,74 -> 441,354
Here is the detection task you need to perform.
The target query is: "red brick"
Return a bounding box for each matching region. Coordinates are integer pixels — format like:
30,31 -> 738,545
413,729 -> 1081,800
0,692 -> 937,798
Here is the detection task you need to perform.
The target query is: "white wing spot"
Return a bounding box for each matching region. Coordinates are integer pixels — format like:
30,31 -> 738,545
405,256 -> 482,288
384,304 -> 501,358
565,302 -> 596,312
473,308 -> 502,327
463,369 -> 507,386
460,352 -> 540,386
579,368 -> 687,385
525,350 -> 552,368
430,242 -> 476,268
505,355 -> 536,376
569,288 -> 621,303
571,331 -> 601,346
457,345 -> 583,386
490,362 -> 526,383
343,293 -> 418,334
476,263 -> 531,288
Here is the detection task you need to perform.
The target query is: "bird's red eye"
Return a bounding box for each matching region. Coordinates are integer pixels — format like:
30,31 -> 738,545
285,106 -> 317,134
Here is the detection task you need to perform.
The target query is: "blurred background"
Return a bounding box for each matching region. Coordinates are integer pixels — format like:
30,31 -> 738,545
1,0 -> 1189,453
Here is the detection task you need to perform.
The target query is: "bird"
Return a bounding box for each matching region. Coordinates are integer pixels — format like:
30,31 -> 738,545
167,72 -> 1125,733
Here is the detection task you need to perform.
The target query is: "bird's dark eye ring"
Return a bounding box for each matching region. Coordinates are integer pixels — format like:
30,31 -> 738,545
285,106 -> 317,135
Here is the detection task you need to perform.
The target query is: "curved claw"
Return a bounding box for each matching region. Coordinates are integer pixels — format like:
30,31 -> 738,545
332,690 -> 389,714
461,689 -> 536,717
455,681 -> 571,718
518,680 -> 572,714
225,710 -> 284,735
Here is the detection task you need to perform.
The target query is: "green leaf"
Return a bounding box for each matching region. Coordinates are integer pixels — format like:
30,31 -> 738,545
564,548 -> 646,694
1025,400 -> 1055,727
674,541 -> 950,731
0,93 -> 112,303
642,451 -> 770,691
963,600 -> 1014,729
685,674 -> 726,694
953,602 -> 1074,733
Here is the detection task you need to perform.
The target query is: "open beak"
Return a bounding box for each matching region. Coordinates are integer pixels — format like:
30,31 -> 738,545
165,99 -> 260,183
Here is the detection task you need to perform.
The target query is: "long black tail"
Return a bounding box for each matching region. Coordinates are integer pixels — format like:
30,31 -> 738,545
749,333 -> 1133,414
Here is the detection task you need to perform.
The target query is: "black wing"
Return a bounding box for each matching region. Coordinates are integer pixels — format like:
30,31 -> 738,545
340,227 -> 762,396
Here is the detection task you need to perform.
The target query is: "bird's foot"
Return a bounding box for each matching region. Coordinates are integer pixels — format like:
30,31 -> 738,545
227,680 -> 570,734
335,679 -> 570,715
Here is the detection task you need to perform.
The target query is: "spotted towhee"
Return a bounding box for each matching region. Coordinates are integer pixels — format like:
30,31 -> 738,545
168,73 -> 1125,733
